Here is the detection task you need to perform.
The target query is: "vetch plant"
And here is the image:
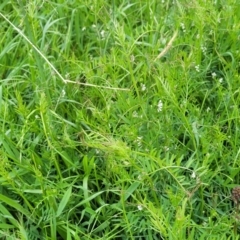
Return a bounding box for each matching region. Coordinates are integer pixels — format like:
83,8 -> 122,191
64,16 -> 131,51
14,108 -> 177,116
0,0 -> 239,238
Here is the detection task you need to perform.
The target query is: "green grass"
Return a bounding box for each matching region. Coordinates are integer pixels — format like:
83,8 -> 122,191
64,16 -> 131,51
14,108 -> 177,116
0,0 -> 240,239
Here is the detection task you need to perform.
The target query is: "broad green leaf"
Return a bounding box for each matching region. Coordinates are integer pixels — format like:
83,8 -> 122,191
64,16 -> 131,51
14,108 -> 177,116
56,187 -> 72,217
0,203 -> 18,227
0,223 -> 15,229
123,182 -> 141,201
0,194 -> 31,220
75,191 -> 104,208
92,220 -> 110,233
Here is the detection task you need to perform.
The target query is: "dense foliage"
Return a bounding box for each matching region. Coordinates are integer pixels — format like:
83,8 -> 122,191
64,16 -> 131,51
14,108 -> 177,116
0,0 -> 240,239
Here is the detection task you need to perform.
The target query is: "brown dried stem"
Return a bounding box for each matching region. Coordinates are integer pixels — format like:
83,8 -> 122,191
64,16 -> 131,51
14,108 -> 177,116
154,31 -> 178,61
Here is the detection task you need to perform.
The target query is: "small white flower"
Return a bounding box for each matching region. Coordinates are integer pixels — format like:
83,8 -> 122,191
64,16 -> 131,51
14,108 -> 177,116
195,65 -> 200,72
201,45 -> 207,55
130,55 -> 135,62
206,107 -> 211,112
95,149 -> 100,154
100,30 -> 105,38
137,205 -> 143,211
132,111 -> 138,118
161,37 -> 167,45
35,115 -> 40,119
191,171 -> 196,179
136,136 -> 143,147
65,73 -> 70,79
157,100 -> 163,112
212,72 -> 217,78
82,27 -> 86,31
164,146 -> 169,151
219,78 -> 223,83
202,221 -> 207,226
89,54 -> 93,60
141,83 -> 146,91
123,161 -> 130,166
180,23 -> 186,32
92,24 -> 96,28
61,89 -> 66,97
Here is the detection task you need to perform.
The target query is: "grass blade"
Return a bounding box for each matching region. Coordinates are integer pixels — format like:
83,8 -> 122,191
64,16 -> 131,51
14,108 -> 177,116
56,187 -> 72,217
0,194 -> 31,221
123,182 -> 141,201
